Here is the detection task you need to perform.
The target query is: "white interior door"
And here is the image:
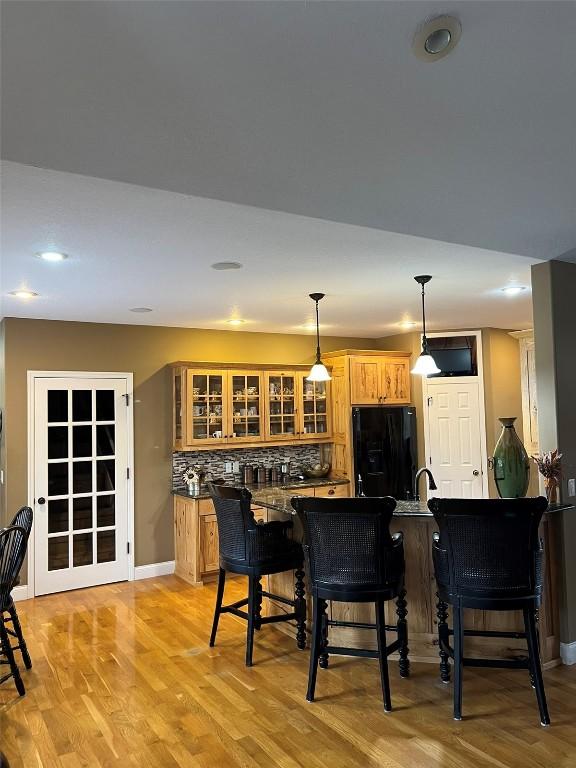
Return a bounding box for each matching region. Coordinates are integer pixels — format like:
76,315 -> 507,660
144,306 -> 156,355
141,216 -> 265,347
33,376 -> 131,595
426,381 -> 487,498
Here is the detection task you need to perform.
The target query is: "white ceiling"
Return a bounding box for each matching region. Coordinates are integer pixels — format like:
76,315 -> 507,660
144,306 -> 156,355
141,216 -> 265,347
1,162 -> 536,337
1,1 -> 575,261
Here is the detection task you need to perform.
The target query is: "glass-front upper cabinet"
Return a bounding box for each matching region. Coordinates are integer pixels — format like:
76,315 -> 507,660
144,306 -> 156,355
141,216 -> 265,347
298,375 -> 331,438
229,372 -> 263,442
185,370 -> 228,445
264,372 -> 297,440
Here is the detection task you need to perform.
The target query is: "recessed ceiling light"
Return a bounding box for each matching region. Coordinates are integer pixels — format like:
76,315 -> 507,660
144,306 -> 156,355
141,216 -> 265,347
501,286 -> 527,296
10,289 -> 38,299
36,251 -> 68,262
399,320 -> 418,329
413,16 -> 462,62
211,261 -> 243,271
226,318 -> 246,326
129,307 -> 153,313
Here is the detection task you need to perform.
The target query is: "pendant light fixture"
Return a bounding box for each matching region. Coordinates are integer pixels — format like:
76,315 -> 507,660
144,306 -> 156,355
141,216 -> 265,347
306,293 -> 332,382
411,275 -> 441,376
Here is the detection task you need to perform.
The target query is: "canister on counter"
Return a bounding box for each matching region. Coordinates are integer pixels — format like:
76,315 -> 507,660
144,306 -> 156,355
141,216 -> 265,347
256,466 -> 267,484
242,464 -> 254,485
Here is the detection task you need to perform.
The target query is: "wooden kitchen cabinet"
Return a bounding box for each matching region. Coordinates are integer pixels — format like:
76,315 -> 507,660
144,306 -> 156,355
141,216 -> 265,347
349,356 -> 381,404
199,515 -> 219,574
313,483 -> 349,498
381,357 -> 411,403
349,354 -> 411,405
174,495 -> 270,584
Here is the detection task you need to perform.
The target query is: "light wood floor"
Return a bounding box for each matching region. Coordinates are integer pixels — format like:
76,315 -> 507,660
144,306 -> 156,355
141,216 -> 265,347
2,576 -> 576,768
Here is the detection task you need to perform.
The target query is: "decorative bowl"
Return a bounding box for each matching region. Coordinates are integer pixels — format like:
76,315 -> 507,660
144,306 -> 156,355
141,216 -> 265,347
301,463 -> 331,479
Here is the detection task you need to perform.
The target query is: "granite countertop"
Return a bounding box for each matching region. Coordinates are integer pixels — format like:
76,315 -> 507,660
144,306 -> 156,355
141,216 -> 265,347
250,488 -> 431,517
172,476 -> 350,501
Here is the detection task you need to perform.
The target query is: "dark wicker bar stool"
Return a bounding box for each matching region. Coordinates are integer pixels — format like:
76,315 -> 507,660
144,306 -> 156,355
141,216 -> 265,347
292,495 -> 408,711
2,508 -> 33,671
207,483 -> 306,667
0,524 -> 29,696
429,496 -> 550,725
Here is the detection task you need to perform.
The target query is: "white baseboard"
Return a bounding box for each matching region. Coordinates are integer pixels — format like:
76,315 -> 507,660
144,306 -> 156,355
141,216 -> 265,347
560,641 -> 576,665
134,561 -> 175,581
12,584 -> 31,602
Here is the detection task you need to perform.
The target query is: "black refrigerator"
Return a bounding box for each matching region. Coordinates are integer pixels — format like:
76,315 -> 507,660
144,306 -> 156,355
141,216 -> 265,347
352,406 -> 417,499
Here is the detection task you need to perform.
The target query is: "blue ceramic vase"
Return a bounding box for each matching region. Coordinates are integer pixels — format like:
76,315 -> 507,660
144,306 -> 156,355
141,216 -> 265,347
493,417 -> 530,498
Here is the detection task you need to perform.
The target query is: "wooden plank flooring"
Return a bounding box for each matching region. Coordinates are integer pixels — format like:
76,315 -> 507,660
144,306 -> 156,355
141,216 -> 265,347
2,576 -> 576,767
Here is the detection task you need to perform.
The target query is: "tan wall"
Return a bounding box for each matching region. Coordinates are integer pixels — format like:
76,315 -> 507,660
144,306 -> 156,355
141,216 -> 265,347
532,260 -> 576,645
378,328 -> 526,497
3,317 -> 377,581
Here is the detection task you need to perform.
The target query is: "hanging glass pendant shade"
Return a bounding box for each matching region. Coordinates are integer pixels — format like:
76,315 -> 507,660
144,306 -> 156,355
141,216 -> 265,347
411,275 -> 441,376
306,293 -> 331,382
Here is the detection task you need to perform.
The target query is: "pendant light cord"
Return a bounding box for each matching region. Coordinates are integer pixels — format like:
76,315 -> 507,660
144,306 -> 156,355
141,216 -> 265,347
315,299 -> 321,364
420,282 -> 429,354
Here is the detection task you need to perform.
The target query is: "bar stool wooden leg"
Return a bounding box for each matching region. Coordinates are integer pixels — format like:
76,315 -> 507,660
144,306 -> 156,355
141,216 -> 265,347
245,577 -> 257,667
306,596 -> 322,702
254,577 -> 263,631
209,568 -> 226,647
436,596 -> 451,684
295,567 -> 306,650
376,599 -> 392,712
524,607 -> 550,726
453,603 -> 464,721
318,598 -> 329,669
396,589 -> 410,678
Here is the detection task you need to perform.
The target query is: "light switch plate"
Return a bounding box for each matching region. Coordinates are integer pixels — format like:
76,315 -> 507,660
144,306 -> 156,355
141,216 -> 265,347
568,478 -> 576,498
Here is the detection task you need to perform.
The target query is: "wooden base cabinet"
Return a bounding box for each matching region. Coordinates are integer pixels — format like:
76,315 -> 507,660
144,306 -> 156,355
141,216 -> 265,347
173,495 -> 268,585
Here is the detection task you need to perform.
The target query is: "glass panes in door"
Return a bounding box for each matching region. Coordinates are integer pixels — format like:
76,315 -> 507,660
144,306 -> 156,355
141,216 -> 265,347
267,374 -> 296,439
45,388 -> 117,572
35,377 -> 129,596
231,374 -> 262,440
187,372 -> 226,442
301,376 -> 329,436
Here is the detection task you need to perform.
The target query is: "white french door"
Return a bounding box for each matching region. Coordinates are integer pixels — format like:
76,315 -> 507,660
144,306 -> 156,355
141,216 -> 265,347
425,380 -> 487,498
32,375 -> 132,596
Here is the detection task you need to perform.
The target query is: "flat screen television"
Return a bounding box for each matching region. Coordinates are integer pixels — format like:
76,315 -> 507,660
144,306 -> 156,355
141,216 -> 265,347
427,336 -> 478,377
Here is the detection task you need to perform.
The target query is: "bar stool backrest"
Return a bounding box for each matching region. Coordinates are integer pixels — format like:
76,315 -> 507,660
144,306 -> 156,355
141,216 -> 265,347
292,496 -> 399,588
0,525 -> 28,610
429,497 -> 548,598
207,483 -> 257,563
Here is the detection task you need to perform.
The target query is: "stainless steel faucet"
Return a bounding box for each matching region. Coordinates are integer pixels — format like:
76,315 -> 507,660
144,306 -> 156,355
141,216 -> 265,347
414,467 -> 437,501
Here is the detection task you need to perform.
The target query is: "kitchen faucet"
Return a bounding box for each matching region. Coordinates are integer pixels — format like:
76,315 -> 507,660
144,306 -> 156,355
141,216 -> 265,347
414,467 -> 437,501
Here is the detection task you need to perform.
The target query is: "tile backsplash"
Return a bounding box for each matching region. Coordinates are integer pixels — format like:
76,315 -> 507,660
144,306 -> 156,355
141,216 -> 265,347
173,444 -> 324,486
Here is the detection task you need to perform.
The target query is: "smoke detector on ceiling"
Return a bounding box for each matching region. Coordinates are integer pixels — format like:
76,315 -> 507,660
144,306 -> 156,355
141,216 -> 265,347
413,16 -> 462,62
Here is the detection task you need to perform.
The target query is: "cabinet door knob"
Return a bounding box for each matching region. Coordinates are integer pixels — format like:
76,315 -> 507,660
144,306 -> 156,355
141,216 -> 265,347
328,489 -> 335,496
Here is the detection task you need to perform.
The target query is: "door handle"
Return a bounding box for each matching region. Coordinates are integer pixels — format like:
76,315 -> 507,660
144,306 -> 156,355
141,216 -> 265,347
37,497 -> 46,505
472,470 -> 480,477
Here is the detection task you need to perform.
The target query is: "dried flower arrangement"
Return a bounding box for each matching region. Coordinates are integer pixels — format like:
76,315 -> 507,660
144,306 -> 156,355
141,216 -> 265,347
532,449 -> 562,502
